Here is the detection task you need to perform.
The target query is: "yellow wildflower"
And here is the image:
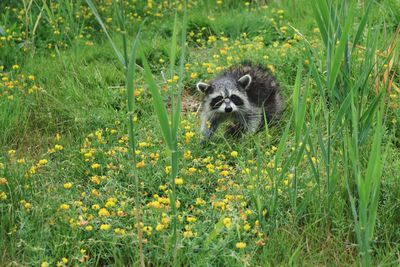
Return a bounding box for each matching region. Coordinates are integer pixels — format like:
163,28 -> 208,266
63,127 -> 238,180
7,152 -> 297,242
91,163 -> 101,169
114,228 -> 126,235
190,72 -> 198,79
183,230 -> 194,238
63,183 -> 72,189
0,192 -> 7,200
236,242 -> 246,249
156,223 -> 164,231
186,216 -> 197,223
136,160 -> 145,168
98,208 -> 110,217
165,166 -> 172,175
174,178 -> 184,185
0,178 -> 8,185
59,204 -> 70,210
196,198 -> 206,205
91,176 -> 101,185
183,150 -> 191,159
38,159 -> 48,165
223,217 -> 232,228
54,144 -> 63,151
100,224 -> 110,231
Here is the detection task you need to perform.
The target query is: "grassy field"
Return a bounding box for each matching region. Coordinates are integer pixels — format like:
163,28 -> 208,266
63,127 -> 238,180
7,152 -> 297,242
1,0 -> 399,266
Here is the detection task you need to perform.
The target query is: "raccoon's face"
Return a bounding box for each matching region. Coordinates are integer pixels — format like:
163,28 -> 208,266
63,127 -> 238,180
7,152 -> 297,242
197,74 -> 251,114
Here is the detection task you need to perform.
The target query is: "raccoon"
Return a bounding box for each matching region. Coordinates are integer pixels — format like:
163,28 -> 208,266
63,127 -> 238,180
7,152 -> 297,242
196,61 -> 283,141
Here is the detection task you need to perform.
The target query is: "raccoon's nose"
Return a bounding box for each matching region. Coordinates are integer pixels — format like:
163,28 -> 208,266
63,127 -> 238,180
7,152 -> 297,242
225,106 -> 233,113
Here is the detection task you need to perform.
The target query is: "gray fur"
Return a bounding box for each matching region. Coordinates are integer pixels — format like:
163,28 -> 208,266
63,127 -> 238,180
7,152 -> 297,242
197,61 -> 283,141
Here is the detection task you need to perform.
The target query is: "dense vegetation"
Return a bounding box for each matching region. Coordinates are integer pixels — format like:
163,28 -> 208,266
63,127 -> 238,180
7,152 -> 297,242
0,0 -> 399,266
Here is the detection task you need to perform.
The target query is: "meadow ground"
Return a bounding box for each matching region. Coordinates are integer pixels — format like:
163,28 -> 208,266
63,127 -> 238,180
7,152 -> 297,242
1,0 -> 400,266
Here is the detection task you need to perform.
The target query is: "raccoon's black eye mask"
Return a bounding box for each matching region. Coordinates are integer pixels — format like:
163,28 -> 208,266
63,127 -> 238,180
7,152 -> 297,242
229,94 -> 244,106
210,94 -> 244,109
210,96 -> 224,109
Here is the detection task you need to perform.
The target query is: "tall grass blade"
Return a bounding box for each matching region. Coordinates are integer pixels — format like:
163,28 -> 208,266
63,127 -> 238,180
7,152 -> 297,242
359,94 -> 382,143
352,0 -> 374,52
311,2 -> 328,47
85,0 -> 126,66
169,12 -> 178,77
142,55 -> 173,150
171,6 -> 187,143
328,3 -> 354,93
364,107 -> 383,241
274,114 -> 293,167
125,25 -> 145,267
332,89 -> 352,132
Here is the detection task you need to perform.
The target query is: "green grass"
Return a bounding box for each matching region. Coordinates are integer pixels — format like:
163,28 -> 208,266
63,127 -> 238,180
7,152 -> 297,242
1,0 -> 399,266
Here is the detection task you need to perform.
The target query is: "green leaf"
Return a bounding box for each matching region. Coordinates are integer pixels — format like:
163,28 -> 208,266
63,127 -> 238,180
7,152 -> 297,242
311,1 -> 328,47
328,3 -> 355,92
142,55 -> 172,149
332,89 -> 352,132
352,0 -> 374,52
275,113 -> 293,167
204,216 -> 225,248
364,106 -> 383,241
169,12 -> 178,77
171,7 -> 187,144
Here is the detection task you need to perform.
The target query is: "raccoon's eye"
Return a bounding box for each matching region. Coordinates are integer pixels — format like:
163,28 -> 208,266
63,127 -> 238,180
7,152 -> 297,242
210,96 -> 223,109
230,94 -> 244,106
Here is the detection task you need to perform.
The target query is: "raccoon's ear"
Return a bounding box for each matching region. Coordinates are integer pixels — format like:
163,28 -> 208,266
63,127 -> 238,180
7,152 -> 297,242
196,82 -> 211,93
238,74 -> 252,90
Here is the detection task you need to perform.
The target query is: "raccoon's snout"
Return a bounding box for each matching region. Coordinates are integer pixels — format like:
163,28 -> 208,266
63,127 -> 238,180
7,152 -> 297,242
224,99 -> 233,113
